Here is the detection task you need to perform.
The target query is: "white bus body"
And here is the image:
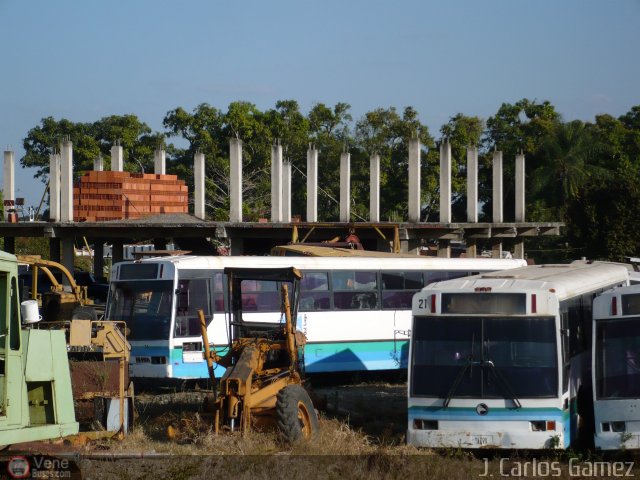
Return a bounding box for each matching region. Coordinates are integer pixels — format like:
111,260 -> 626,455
593,284 -> 640,450
408,263 -> 629,449
104,255 -> 526,382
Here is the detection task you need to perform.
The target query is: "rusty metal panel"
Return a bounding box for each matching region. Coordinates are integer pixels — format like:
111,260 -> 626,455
69,360 -> 127,399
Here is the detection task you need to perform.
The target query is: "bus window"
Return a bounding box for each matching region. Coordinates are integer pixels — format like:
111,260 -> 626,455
108,280 -> 174,341
382,271 -> 423,309
300,272 -> 330,311
239,279 -> 289,312
332,271 -> 378,310
175,278 -> 212,337
213,273 -> 224,311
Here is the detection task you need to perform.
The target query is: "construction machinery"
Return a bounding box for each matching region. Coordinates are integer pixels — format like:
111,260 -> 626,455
17,255 -> 99,322
17,255 -> 133,437
200,267 -> 318,443
0,250 -> 79,445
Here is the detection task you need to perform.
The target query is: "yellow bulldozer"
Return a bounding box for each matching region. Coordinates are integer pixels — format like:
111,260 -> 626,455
199,266 -> 318,443
17,255 -> 98,322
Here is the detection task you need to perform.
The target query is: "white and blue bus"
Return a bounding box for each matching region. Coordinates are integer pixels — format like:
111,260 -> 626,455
104,255 -> 526,382
592,284 -> 640,450
408,263 -> 630,449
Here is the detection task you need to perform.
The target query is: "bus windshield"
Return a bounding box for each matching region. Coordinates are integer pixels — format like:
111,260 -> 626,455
596,318 -> 640,399
411,316 -> 557,399
107,280 -> 174,341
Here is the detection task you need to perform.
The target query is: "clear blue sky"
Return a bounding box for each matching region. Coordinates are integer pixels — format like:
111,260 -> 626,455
1,0 -> 638,208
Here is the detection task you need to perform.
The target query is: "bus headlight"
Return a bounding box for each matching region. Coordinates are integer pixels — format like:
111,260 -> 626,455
612,421 -> 626,433
531,421 -> 556,431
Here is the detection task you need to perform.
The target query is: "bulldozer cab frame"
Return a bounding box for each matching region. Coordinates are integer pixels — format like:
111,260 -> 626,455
225,266 -> 301,343
200,266 -> 318,441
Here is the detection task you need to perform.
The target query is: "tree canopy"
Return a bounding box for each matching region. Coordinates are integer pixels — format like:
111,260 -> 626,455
19,99 -> 640,261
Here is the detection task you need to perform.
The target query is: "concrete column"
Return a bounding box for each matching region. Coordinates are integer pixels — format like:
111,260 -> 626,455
194,152 -> 205,220
491,237 -> 502,259
467,146 -> 478,223
154,148 -> 166,175
229,138 -> 243,223
492,150 -> 503,223
110,144 -> 124,172
438,240 -> 451,258
370,154 -> 380,222
339,152 -> 351,222
282,160 -> 291,222
306,146 -> 318,222
270,142 -> 283,222
408,138 -> 421,222
49,153 -> 61,222
514,241 -> 525,260
515,152 -> 525,222
60,139 -> 73,222
92,239 -> 105,279
62,239 -> 75,286
93,155 -> 104,172
3,151 -> 14,220
440,141 -> 452,223
466,238 -> 477,258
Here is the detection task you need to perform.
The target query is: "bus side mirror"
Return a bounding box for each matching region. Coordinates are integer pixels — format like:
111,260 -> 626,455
177,282 -> 189,313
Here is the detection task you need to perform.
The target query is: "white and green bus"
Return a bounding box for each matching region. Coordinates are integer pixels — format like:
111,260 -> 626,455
104,254 -> 526,382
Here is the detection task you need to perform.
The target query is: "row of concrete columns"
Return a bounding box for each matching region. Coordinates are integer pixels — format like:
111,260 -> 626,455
3,138 -> 526,228
226,139 -> 526,225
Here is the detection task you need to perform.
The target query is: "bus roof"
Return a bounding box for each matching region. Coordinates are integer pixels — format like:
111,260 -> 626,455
421,262 -> 630,300
271,244 -> 419,257
114,254 -> 527,272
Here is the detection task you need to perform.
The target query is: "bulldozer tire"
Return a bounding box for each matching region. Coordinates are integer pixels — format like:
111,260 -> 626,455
71,306 -> 98,321
275,384 -> 318,443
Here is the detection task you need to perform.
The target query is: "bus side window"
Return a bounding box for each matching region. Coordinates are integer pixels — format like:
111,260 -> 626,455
381,271 -> 423,309
332,271 -> 378,310
213,273 -> 224,311
300,272 -> 330,312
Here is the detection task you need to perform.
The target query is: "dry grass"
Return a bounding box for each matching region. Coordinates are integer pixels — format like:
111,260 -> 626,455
74,384 -> 640,479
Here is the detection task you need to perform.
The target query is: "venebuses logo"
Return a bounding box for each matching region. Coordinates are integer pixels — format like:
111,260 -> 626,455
7,456 -> 30,479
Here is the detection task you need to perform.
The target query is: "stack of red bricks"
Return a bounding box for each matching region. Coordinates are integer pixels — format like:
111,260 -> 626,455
73,171 -> 188,222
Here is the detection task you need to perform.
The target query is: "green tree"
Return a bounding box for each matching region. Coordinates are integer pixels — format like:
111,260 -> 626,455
22,117 -> 99,180
482,99 -> 559,220
530,120 -> 608,221
439,114 -> 484,220
307,102 -> 353,221
355,106 -> 434,221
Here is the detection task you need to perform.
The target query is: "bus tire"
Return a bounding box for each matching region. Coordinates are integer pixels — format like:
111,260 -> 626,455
275,384 -> 318,443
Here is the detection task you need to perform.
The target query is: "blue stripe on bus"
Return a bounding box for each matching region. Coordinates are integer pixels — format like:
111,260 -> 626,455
304,340 -> 409,373
408,405 -> 567,421
132,340 -> 409,377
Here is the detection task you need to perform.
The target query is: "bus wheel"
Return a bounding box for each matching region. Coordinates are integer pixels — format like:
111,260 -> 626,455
276,384 -> 318,443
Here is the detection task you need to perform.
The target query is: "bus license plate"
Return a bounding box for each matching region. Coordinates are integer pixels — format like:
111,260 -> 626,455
183,351 -> 203,363
473,435 -> 492,446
